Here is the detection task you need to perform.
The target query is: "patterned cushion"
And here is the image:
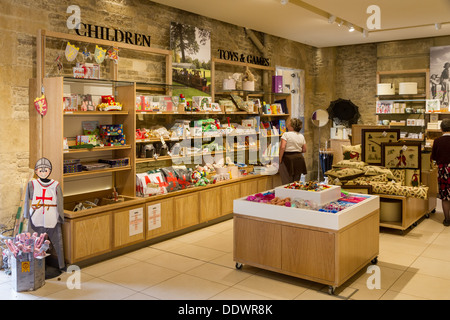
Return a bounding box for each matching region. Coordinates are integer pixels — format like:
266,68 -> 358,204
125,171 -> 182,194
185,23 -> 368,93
363,166 -> 395,180
332,160 -> 367,169
325,167 -> 364,180
391,169 -> 406,185
354,173 -> 389,183
342,144 -> 362,162
369,182 -> 428,199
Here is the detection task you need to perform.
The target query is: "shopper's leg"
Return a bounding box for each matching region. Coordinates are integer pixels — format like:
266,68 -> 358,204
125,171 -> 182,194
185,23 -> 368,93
442,200 -> 450,222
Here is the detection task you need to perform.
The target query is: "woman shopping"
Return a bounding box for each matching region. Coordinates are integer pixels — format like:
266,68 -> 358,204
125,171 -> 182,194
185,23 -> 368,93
279,118 -> 307,184
431,118 -> 450,226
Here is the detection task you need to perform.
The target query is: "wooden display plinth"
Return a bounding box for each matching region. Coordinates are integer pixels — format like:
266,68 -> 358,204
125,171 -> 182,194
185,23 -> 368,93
233,194 -> 380,295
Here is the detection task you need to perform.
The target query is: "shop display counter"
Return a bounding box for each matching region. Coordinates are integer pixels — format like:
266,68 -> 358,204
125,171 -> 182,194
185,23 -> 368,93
233,188 -> 380,294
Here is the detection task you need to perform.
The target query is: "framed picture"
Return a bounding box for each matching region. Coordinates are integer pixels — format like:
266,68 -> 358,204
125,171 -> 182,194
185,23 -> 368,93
341,185 -> 372,195
381,141 -> 421,169
362,129 -> 400,165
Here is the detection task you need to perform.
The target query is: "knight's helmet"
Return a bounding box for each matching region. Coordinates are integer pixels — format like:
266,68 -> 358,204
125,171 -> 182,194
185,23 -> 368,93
34,157 -> 52,179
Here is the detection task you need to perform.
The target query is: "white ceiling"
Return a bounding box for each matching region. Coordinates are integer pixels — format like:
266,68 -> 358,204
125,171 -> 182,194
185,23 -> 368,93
151,0 -> 450,48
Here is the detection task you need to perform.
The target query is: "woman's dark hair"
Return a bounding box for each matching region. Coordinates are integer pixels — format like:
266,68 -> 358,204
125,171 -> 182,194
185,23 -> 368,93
441,118 -> 450,132
290,118 -> 303,132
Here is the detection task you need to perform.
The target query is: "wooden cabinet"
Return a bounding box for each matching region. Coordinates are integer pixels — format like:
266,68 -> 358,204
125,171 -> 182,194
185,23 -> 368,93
221,183 -> 241,215
240,180 -> 258,197
199,187 -> 222,222
146,198 -> 174,239
234,208 -> 379,293
282,226 -> 335,282
233,216 -> 282,270
113,204 -> 145,249
174,192 -> 199,230
64,212 -> 112,263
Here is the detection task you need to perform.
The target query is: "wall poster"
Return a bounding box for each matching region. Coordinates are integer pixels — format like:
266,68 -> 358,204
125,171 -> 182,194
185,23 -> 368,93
170,22 -> 211,101
148,203 -> 161,231
129,207 -> 144,237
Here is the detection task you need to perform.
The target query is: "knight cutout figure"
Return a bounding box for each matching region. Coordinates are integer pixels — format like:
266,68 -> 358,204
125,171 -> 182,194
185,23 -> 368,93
24,158 -> 65,272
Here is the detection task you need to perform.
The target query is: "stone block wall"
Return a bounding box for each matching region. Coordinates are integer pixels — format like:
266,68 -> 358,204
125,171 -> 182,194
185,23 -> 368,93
2,0 -> 450,227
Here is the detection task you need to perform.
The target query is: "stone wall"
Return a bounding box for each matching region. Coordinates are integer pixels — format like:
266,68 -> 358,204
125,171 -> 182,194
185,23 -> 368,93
0,0 -> 319,227
2,0 -> 450,227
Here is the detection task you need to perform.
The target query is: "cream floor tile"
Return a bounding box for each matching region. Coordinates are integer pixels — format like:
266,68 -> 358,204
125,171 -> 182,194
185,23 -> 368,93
192,233 -> 233,253
28,269 -> 94,299
343,264 -> 404,290
294,288 -> 343,300
42,277 -> 137,300
0,281 -> 39,300
420,242 -> 450,262
166,243 -> 228,262
431,231 -> 450,246
0,270 -> 10,285
149,238 -> 185,251
81,255 -> 139,277
209,286 -> 272,300
233,274 -> 308,300
208,253 -> 261,274
99,261 -> 179,292
145,251 -> 206,273
408,256 -> 450,280
174,229 -> 217,244
390,271 -> 450,300
203,219 -> 233,234
345,282 -> 387,300
186,262 -> 252,286
123,247 -> 165,261
379,235 -> 429,257
377,250 -> 418,270
380,290 -> 428,300
141,273 -> 228,300
123,292 -> 158,300
255,269 -> 315,289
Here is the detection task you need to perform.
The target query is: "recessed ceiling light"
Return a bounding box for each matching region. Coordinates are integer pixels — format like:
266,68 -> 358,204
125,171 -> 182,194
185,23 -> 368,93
348,23 -> 355,32
280,0 -> 289,5
435,23 -> 442,30
328,15 -> 336,24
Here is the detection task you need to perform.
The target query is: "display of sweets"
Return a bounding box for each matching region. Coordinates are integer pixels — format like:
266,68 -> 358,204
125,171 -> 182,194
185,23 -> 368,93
284,181 -> 331,192
245,191 -> 367,214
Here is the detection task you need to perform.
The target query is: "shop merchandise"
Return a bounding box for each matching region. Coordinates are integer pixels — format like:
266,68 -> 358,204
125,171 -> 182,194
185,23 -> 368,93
283,181 -> 331,192
3,232 -> 50,259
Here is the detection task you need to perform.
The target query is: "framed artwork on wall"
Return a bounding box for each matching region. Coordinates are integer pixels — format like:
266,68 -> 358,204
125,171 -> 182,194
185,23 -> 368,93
381,141 -> 422,169
361,128 -> 400,165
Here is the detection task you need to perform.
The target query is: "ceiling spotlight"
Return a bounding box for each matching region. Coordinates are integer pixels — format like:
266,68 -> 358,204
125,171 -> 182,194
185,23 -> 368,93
337,20 -> 344,27
348,23 -> 355,32
328,15 -> 336,24
280,0 -> 288,5
363,29 -> 369,38
435,23 -> 442,30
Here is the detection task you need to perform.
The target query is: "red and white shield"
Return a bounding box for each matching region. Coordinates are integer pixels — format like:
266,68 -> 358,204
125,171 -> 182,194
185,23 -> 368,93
34,95 -> 48,116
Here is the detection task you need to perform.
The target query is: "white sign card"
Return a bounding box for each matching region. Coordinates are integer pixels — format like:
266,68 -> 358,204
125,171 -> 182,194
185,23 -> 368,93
148,203 -> 162,231
129,207 -> 144,236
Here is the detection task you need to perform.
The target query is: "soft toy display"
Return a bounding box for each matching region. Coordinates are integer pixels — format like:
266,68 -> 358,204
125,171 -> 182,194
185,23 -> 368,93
23,158 -> 65,272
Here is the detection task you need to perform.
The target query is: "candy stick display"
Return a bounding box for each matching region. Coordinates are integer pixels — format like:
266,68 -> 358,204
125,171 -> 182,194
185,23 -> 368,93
2,232 -> 50,259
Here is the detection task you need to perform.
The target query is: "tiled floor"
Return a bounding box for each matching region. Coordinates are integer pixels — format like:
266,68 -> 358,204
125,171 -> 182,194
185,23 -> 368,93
1,200 -> 450,300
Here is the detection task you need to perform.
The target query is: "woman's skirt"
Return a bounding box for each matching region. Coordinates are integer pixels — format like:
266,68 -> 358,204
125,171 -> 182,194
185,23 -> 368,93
279,152 -> 307,185
438,163 -> 450,201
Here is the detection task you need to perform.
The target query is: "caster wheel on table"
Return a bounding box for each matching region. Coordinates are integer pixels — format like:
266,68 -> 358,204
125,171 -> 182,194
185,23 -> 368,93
371,257 -> 378,264
235,262 -> 243,270
431,209 -> 436,214
425,213 -> 430,219
328,286 -> 335,295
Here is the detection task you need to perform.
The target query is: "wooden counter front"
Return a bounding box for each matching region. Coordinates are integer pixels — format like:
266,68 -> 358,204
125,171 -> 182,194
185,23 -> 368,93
233,199 -> 379,294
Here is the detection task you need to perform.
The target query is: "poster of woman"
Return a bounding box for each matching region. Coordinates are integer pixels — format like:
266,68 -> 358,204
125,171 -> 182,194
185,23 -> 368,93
430,45 -> 450,110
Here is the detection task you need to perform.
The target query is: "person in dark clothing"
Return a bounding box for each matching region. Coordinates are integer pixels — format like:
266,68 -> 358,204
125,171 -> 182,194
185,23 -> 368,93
431,118 -> 450,226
